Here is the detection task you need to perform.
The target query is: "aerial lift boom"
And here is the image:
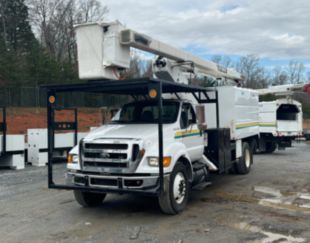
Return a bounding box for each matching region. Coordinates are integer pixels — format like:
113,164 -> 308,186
75,21 -> 242,85
257,83 -> 310,96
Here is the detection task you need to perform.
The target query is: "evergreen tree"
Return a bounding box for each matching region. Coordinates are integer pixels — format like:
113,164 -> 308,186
0,0 -> 35,85
0,0 -> 35,52
0,0 -> 79,86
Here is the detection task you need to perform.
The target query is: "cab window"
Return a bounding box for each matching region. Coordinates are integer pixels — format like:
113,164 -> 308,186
180,103 -> 196,129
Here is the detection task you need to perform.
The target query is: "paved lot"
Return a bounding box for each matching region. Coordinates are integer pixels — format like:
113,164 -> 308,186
0,142 -> 309,243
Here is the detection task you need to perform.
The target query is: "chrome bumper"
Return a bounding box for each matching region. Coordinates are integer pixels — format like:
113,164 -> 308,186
66,171 -> 168,193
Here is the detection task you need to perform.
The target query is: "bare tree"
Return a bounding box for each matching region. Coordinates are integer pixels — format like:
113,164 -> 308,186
287,60 -> 304,84
211,55 -> 232,69
236,55 -> 270,89
123,55 -> 142,79
27,0 -> 108,63
271,66 -> 288,85
75,0 -> 108,23
142,60 -> 153,78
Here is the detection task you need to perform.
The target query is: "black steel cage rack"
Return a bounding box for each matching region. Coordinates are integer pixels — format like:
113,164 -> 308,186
42,78 -> 219,195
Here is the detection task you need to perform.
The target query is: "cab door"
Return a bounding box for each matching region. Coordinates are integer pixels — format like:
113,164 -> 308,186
179,103 -> 204,161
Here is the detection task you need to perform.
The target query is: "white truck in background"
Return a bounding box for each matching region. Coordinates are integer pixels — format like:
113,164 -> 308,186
256,84 -> 307,153
258,98 -> 303,153
61,21 -> 260,214
304,120 -> 310,140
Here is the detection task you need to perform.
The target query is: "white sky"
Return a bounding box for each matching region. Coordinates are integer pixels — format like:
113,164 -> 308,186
101,0 -> 310,63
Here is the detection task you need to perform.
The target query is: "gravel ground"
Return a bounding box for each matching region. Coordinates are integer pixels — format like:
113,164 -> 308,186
0,142 -> 309,243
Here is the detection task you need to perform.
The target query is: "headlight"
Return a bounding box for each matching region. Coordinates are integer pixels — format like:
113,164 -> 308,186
67,154 -> 79,164
148,157 -> 159,166
148,156 -> 171,167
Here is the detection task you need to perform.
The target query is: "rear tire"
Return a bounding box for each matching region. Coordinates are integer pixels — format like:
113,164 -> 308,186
251,139 -> 258,154
74,190 -> 106,207
236,142 -> 252,174
265,141 -> 277,153
158,162 -> 189,215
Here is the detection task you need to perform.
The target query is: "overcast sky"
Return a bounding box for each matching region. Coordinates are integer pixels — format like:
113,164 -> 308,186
102,0 -> 310,72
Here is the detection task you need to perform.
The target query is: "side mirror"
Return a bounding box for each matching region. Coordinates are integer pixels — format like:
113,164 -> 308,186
195,105 -> 207,130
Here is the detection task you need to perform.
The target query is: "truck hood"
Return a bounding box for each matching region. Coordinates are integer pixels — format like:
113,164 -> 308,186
84,123 -> 175,141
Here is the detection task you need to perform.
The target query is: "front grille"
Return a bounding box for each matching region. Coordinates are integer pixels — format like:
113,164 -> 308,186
82,142 -> 139,171
84,161 -> 128,168
84,152 -> 127,160
85,143 -> 128,150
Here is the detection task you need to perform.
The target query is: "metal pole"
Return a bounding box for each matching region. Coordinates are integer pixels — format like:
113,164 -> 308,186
215,90 -> 219,128
47,91 -> 55,187
74,108 -> 78,145
3,107 -> 6,154
157,81 -> 164,193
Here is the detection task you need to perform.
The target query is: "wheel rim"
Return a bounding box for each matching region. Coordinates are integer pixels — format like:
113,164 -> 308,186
245,147 -> 251,168
173,172 -> 186,204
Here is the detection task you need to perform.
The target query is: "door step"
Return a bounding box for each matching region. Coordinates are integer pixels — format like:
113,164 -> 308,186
192,181 -> 212,191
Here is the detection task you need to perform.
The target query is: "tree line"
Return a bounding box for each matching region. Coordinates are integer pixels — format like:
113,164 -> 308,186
0,0 -> 107,87
211,55 -> 308,89
0,0 -> 309,90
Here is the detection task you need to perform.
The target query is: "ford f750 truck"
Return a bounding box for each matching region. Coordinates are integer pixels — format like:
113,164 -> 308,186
44,21 -> 259,214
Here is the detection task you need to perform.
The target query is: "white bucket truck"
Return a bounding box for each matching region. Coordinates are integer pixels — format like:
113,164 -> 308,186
45,21 -> 259,214
258,98 -> 303,152
257,85 -> 305,153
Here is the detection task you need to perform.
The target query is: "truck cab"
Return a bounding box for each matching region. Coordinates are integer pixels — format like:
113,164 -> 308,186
67,98 -> 207,213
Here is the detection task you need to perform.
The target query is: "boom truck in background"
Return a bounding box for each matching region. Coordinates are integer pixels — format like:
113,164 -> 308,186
256,84 -> 306,153
45,21 -> 260,214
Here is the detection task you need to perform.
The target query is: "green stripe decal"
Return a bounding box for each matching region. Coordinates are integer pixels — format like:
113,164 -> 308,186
235,122 -> 276,129
236,125 -> 257,129
175,132 -> 200,139
235,122 -> 259,129
259,122 -> 276,127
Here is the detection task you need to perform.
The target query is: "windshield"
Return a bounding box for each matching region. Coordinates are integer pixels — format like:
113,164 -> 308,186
112,100 -> 180,124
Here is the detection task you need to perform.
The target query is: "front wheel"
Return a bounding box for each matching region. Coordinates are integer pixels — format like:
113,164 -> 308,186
74,190 -> 106,207
158,162 -> 190,215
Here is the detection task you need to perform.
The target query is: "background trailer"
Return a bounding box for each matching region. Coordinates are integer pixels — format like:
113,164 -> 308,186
0,107 -> 25,170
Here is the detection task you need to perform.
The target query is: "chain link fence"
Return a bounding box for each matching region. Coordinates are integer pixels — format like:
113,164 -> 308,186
0,86 -> 127,107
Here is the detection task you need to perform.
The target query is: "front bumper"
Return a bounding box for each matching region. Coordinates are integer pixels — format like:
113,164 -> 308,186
66,171 -> 168,195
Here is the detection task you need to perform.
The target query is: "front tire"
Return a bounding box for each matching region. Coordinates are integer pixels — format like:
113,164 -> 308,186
74,190 -> 106,207
158,162 -> 190,215
236,142 -> 253,174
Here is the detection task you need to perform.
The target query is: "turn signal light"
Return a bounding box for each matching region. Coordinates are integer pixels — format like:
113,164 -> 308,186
163,156 -> 171,167
148,156 -> 171,167
67,154 -> 73,163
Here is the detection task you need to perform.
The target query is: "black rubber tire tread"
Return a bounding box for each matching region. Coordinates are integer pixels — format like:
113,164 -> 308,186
158,177 -> 175,214
236,142 -> 253,174
265,141 -> 277,153
229,164 -> 238,174
74,190 -> 106,207
158,162 -> 190,215
251,139 -> 258,154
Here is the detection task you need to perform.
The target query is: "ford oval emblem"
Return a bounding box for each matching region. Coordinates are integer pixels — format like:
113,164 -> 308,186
100,152 -> 110,158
